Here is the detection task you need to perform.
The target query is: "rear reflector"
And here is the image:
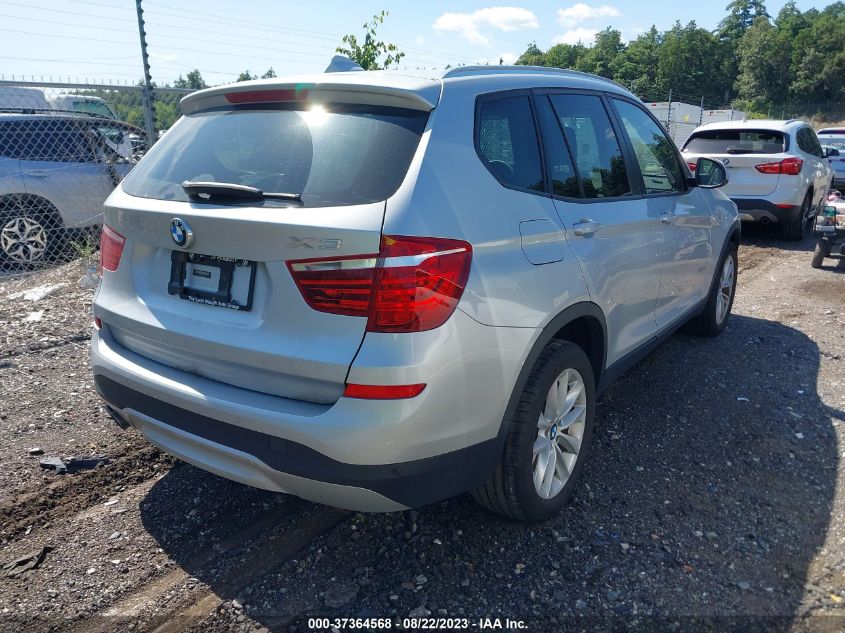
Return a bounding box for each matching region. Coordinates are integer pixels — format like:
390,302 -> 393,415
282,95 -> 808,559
344,383 -> 426,399
775,203 -> 794,209
99,223 -> 125,272
288,235 -> 473,333
224,89 -> 308,104
94,317 -> 102,330
755,157 -> 803,175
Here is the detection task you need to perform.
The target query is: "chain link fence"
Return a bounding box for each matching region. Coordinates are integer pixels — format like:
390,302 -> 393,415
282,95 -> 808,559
0,81 -> 191,278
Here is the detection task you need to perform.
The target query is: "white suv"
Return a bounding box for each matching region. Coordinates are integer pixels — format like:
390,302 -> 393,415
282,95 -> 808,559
91,67 -> 740,522
682,119 -> 833,240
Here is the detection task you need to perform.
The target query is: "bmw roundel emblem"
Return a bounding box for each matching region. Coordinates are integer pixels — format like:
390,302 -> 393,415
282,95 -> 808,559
170,218 -> 193,248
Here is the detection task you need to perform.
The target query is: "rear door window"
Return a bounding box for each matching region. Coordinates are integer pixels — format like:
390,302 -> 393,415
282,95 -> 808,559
547,94 -> 632,199
476,95 -> 544,193
534,95 -> 581,198
683,129 -> 785,154
121,104 -> 429,207
612,99 -> 685,194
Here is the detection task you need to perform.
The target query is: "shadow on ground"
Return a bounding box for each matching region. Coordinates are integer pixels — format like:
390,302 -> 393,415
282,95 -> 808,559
140,312 -> 840,632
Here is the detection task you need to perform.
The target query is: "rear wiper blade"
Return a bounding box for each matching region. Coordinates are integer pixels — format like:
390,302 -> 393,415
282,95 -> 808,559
182,181 -> 263,199
181,181 -> 303,203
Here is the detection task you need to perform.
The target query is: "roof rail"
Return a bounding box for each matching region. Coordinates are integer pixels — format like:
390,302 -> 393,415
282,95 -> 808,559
0,107 -> 112,120
441,65 -> 630,91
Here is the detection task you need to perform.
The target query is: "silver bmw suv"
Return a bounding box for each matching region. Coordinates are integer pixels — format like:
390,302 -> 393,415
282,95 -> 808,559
91,67 -> 740,523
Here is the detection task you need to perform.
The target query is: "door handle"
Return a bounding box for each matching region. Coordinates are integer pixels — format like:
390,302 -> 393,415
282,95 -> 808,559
660,213 -> 674,225
572,219 -> 602,236
25,170 -> 48,179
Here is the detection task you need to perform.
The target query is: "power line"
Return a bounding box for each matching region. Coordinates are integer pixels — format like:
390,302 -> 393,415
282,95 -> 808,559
0,0 -> 136,23
136,0 -> 480,63
5,0 -> 478,65
0,12 -> 137,33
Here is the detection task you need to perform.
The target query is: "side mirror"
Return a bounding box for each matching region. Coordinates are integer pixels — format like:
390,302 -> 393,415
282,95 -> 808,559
693,157 -> 728,188
824,147 -> 840,158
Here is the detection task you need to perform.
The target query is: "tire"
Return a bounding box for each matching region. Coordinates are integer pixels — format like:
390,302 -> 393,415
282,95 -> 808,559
687,243 -> 738,337
811,239 -> 830,269
473,340 -> 595,523
0,196 -> 66,271
781,191 -> 811,241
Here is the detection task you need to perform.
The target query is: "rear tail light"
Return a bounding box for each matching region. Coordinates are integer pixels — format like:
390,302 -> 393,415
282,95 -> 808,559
755,157 -> 803,175
686,161 -> 697,172
288,235 -> 473,333
99,223 -> 125,272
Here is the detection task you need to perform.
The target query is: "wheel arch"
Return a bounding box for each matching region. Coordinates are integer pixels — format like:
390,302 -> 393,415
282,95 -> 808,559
0,192 -> 63,221
495,301 -> 607,445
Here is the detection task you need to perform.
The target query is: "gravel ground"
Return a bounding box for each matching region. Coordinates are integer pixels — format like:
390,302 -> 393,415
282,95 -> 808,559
1,226 -> 844,633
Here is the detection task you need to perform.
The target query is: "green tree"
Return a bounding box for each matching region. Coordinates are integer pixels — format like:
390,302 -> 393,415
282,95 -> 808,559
515,42 -> 547,66
735,16 -> 790,111
236,70 -> 256,82
261,67 -> 277,79
788,2 -> 845,104
656,21 -> 730,103
173,69 -> 208,90
611,26 -> 661,96
718,0 -> 770,41
774,0 -> 808,37
336,10 -> 405,70
575,28 -> 623,78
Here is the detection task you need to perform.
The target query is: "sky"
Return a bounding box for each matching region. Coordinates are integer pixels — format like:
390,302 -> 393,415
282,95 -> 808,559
0,0 -> 828,87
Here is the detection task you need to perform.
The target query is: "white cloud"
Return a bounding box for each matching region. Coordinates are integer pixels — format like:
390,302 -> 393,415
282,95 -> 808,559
499,52 -> 518,65
553,28 -> 599,45
415,35 -> 425,45
433,7 -> 539,45
556,3 -> 620,27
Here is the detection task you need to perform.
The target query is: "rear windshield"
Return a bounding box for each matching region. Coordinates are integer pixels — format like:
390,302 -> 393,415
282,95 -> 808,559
120,104 -> 429,207
683,129 -> 786,154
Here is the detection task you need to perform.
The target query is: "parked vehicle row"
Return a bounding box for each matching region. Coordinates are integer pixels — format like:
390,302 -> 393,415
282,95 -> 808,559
92,66 -> 739,523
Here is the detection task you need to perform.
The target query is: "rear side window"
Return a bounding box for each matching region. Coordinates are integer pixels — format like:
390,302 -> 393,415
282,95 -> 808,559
797,127 -> 823,157
121,104 -> 429,207
612,99 -> 685,194
548,94 -> 632,199
683,129 -> 785,154
476,95 -> 544,193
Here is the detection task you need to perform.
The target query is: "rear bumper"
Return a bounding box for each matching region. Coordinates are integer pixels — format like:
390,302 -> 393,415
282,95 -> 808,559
91,315 -> 533,510
732,198 -> 801,224
95,374 -> 499,511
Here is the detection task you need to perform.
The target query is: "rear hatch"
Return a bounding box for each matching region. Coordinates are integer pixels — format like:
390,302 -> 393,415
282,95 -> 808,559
682,128 -> 787,197
97,82 -> 434,404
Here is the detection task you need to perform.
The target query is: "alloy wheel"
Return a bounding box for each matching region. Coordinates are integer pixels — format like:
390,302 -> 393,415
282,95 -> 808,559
716,255 -> 735,325
1,216 -> 48,263
532,368 -> 587,499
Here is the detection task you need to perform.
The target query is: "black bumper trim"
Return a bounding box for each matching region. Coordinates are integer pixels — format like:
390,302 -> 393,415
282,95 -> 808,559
94,375 -> 499,508
731,198 -> 801,220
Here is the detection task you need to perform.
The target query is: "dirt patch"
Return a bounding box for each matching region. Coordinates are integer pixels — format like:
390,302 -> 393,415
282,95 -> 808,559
801,278 -> 845,307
